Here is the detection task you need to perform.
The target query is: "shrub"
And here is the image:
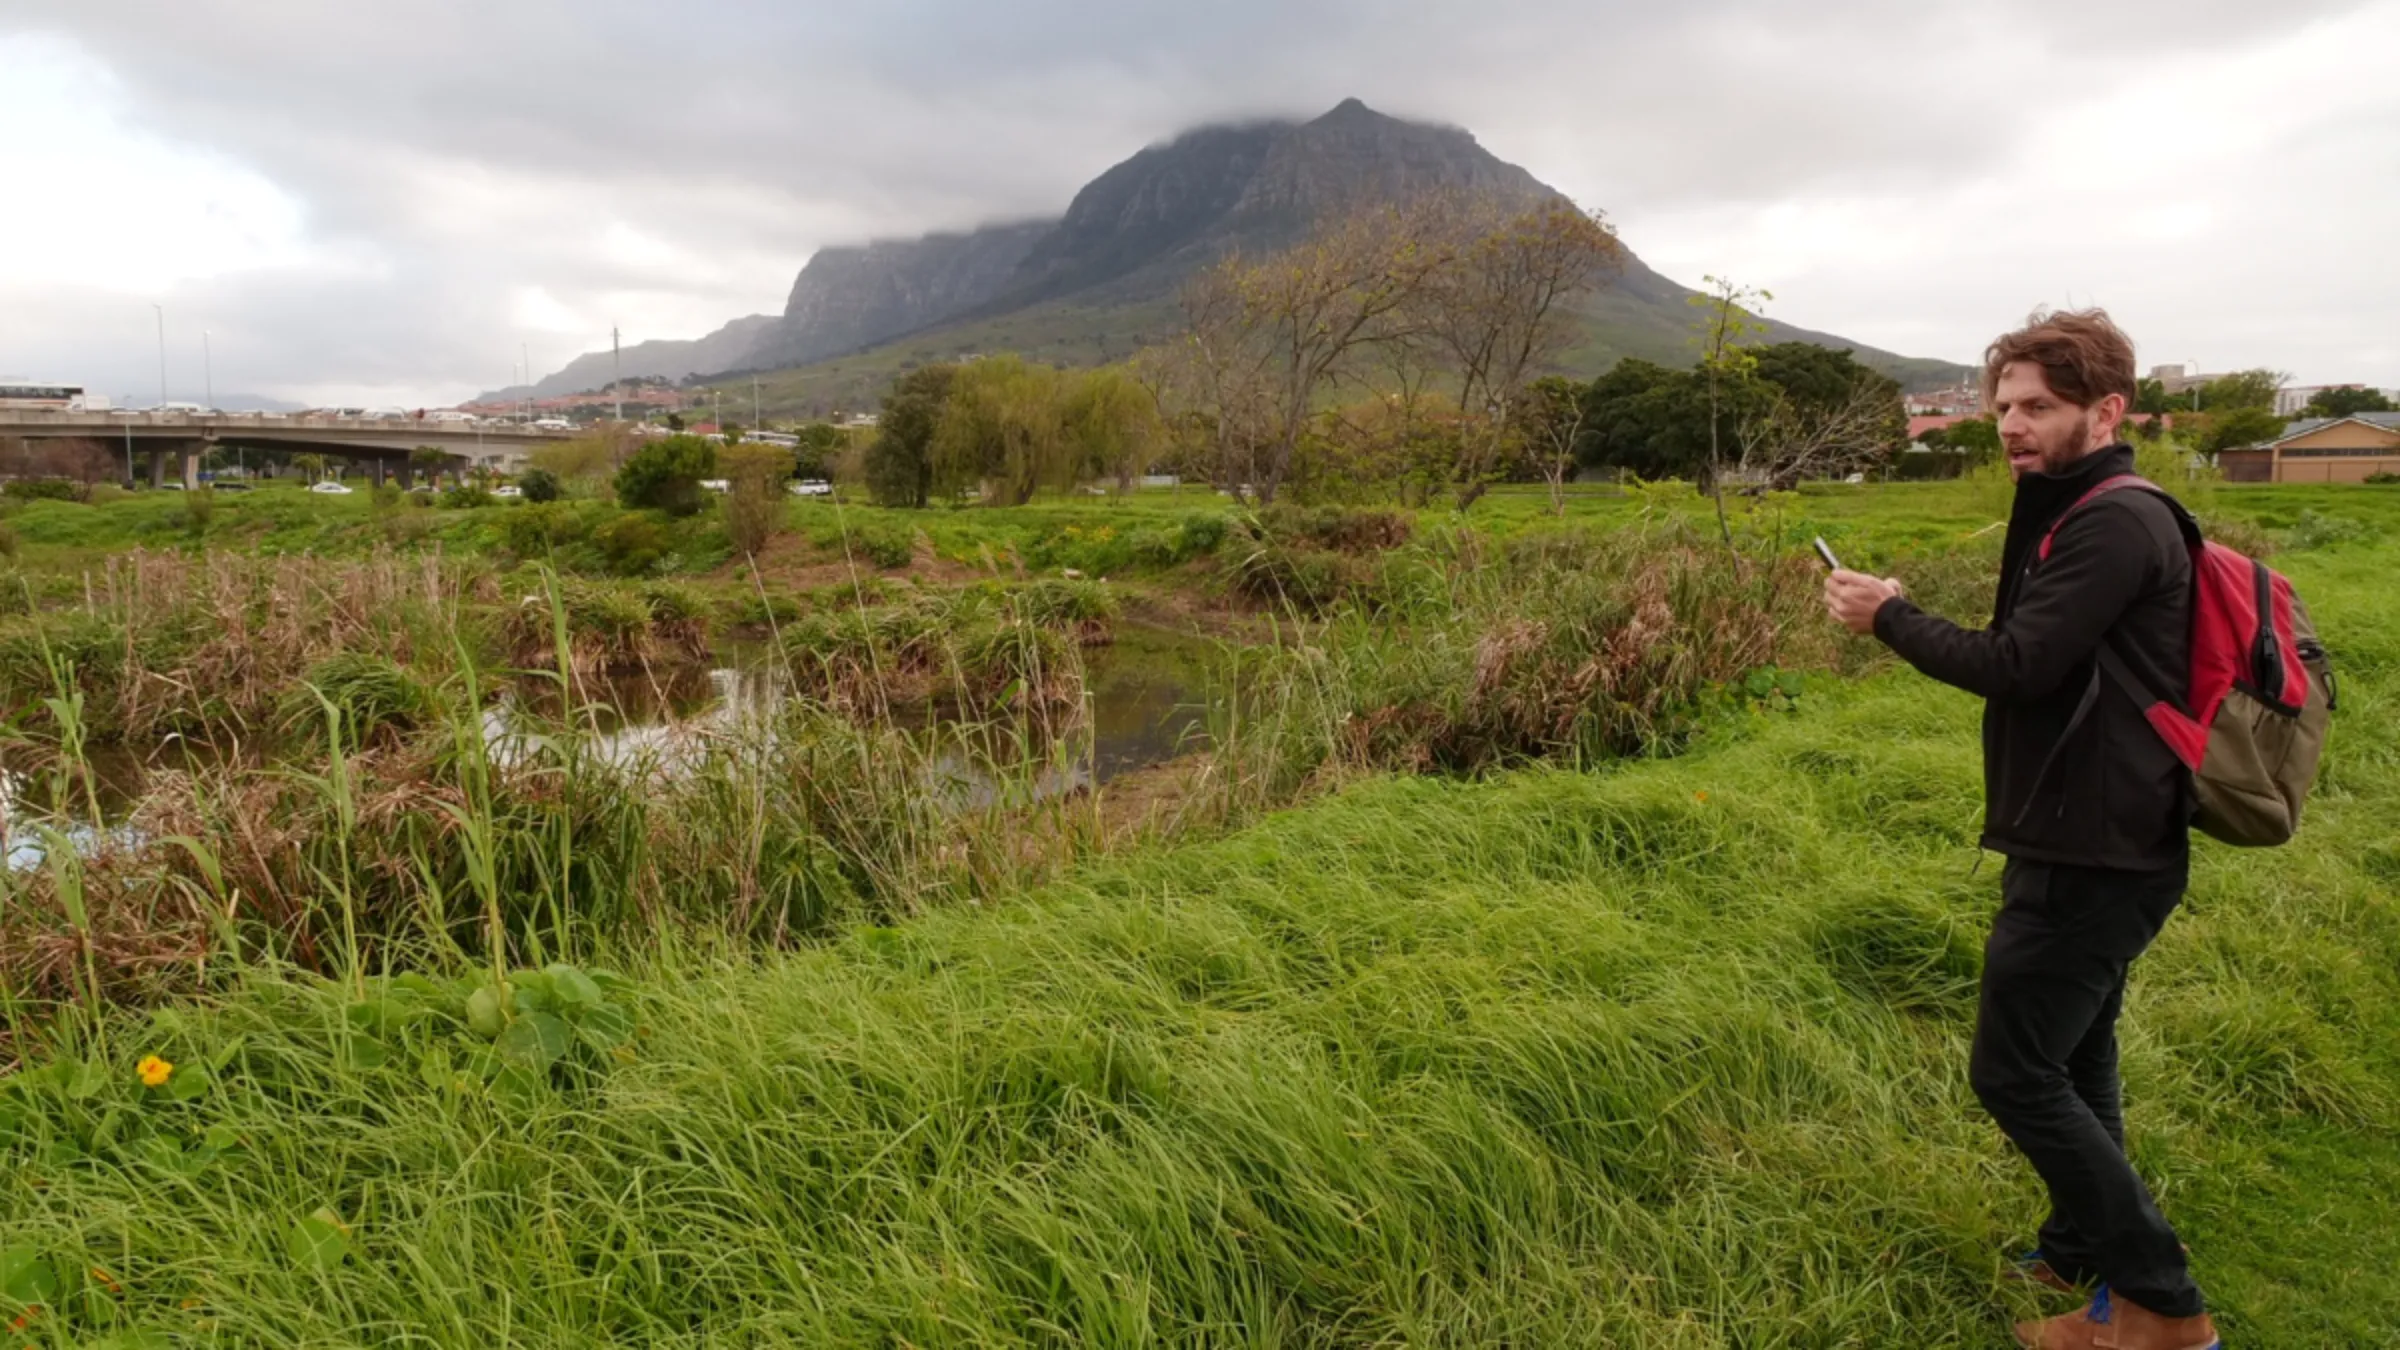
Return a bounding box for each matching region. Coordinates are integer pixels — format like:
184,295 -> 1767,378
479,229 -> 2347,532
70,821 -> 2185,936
440,485 -> 496,509
722,443 -> 796,558
277,652 -> 437,747
1257,503 -> 1411,553
1176,510 -> 1231,555
594,512 -> 671,576
519,467 -> 563,503
2281,509 -> 2369,551
3,480 -> 79,502
614,435 -> 716,516
1230,542 -> 1363,612
0,519 -> 16,561
2366,471 -> 2399,486
181,486 -> 215,541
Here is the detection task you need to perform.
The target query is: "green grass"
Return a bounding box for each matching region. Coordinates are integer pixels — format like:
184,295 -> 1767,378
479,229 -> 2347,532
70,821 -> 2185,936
3,509 -> 2395,1344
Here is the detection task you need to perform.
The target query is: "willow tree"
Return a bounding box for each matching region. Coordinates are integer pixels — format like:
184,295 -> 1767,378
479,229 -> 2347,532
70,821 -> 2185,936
1065,365 -> 1163,493
931,356 -> 1075,506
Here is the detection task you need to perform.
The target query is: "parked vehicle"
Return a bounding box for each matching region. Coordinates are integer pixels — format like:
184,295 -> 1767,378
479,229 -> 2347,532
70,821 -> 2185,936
788,479 -> 833,497
308,481 -> 354,495
492,485 -> 523,499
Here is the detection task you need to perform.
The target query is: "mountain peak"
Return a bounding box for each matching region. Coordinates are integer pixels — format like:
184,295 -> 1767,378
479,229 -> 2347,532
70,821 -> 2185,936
1320,96 -> 1374,118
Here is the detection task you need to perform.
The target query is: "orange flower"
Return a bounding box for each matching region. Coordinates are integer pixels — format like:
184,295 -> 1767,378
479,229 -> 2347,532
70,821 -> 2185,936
1694,791 -> 1710,803
137,1054 -> 174,1087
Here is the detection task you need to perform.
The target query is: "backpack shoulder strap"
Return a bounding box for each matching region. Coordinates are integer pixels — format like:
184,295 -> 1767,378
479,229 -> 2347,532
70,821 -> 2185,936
2038,474 -> 2178,562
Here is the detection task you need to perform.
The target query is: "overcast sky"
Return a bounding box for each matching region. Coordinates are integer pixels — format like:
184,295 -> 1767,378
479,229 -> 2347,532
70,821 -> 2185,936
5,0 -> 2396,407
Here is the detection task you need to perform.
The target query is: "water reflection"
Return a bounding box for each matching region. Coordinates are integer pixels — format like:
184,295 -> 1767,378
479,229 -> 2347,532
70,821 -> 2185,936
8,628 -> 1220,865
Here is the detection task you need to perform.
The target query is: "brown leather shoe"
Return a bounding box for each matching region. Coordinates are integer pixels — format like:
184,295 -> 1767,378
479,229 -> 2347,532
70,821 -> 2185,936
2094,1295 -> 2220,1350
2015,1288 -> 2224,1350
2014,1289 -> 2110,1349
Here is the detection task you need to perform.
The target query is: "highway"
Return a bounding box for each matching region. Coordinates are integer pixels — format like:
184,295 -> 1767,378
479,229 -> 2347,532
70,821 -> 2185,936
0,410 -> 576,488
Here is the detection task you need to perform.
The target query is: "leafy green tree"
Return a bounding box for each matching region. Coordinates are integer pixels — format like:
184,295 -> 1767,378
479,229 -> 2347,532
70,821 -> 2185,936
613,434 -> 717,516
864,364 -> 957,507
792,423 -> 847,481
1577,359 -> 1722,480
932,356 -> 1077,506
2133,378 -> 2174,417
518,467 -> 562,503
2301,386 -> 2395,418
2198,369 -> 2285,412
2194,406 -> 2288,456
1745,343 -> 1907,465
1933,415 -> 2001,463
1689,275 -> 1772,541
1063,365 -> 1163,492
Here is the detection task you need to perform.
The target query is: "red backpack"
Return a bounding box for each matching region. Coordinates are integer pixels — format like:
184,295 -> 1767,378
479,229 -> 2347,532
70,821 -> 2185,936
2040,476 -> 2336,846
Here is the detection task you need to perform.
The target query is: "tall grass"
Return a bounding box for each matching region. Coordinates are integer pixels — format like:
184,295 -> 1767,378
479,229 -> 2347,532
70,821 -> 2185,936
0,623 -> 2392,1343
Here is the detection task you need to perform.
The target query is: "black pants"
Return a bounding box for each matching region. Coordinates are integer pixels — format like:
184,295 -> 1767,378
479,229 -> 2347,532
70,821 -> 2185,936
1969,854 -> 2203,1319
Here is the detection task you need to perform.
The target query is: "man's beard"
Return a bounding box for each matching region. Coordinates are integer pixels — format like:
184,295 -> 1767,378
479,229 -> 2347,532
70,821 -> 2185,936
2038,413 -> 2097,475
2007,412 -> 2098,480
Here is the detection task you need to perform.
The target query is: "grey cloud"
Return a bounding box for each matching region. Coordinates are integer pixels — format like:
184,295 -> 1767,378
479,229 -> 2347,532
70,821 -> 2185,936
3,0 -> 2391,400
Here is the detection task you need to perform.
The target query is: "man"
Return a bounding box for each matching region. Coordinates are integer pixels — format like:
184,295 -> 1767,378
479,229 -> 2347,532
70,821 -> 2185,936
1824,310 -> 2219,1350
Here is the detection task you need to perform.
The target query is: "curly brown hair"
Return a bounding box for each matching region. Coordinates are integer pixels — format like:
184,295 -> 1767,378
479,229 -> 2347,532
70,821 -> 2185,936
1980,308 -> 2137,410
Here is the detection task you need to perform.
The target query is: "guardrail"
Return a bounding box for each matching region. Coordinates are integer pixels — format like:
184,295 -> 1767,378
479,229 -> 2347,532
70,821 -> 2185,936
0,410 -> 573,436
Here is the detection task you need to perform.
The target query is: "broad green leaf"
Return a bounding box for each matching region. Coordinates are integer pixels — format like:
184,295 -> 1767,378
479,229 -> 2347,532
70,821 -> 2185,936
464,985 -> 506,1040
1,1244 -> 59,1306
205,1036 -> 247,1072
488,1064 -> 550,1104
166,1062 -> 215,1101
391,972 -> 444,998
285,1208 -> 352,1271
417,1045 -> 454,1091
67,1058 -> 109,1100
495,1012 -> 570,1073
509,969 -> 556,1014
201,1123 -> 242,1153
339,1038 -> 388,1073
545,963 -> 602,1008
574,1003 -> 634,1052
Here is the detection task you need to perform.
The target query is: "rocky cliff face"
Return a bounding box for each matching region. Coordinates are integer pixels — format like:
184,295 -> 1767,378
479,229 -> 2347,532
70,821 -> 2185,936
500,314 -> 778,401
745,220 -> 1056,371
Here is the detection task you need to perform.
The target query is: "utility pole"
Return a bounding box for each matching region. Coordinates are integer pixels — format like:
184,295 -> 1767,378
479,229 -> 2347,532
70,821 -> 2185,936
203,329 -> 214,411
153,304 -> 167,409
522,342 -> 532,423
612,326 -> 623,423
752,374 -> 761,430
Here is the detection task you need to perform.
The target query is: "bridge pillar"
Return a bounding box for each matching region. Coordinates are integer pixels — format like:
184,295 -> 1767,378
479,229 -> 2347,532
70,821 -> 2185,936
148,448 -> 167,489
181,447 -> 200,492
370,458 -> 387,489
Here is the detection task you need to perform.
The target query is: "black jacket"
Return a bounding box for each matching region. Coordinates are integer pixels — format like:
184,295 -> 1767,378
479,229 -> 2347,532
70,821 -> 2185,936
1873,445 -> 2193,870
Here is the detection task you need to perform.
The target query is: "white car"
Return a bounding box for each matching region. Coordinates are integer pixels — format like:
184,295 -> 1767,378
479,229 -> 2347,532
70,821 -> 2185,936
309,481 -> 355,495
492,485 -> 523,499
530,418 -> 575,431
700,478 -> 730,493
788,479 -> 833,497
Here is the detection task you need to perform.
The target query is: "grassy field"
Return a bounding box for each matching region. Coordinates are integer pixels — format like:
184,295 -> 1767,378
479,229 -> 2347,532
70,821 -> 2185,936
0,482 -> 2395,1345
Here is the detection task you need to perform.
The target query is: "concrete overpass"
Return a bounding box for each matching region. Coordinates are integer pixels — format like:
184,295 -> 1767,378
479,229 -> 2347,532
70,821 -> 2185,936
0,410 -> 578,488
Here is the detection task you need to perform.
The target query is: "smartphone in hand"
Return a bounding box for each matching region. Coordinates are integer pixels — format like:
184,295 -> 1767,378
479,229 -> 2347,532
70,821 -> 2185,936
1813,536 -> 1842,572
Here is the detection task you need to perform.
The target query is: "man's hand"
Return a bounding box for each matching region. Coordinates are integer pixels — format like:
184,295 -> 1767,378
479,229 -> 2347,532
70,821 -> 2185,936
1824,568 -> 1905,636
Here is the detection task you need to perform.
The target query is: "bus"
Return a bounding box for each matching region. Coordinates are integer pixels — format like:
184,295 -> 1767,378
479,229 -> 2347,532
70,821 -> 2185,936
0,381 -> 104,411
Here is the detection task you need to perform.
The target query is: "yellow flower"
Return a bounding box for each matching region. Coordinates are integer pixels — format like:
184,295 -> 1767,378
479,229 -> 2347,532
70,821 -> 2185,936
1693,791 -> 1710,804
137,1054 -> 174,1088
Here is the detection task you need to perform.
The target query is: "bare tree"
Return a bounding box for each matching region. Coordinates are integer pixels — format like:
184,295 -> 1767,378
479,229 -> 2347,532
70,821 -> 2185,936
1419,197 -> 1625,508
1515,377 -> 1593,516
1176,202 -> 1456,504
1689,275 -> 1773,545
1731,382 -> 1905,490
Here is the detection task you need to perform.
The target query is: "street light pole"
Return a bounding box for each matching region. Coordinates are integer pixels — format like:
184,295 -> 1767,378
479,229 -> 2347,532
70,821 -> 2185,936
153,304 -> 167,409
203,329 -> 213,411
753,374 -> 761,431
612,326 -> 623,424
522,343 -> 532,424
